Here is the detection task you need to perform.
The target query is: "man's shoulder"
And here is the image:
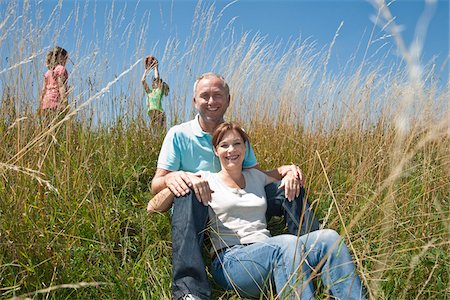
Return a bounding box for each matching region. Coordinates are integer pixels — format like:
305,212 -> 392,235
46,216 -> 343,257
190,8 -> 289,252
164,119 -> 199,143
167,119 -> 195,135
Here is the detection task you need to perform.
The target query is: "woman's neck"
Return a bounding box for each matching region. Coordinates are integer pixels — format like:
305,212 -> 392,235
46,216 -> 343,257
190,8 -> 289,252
218,168 -> 245,189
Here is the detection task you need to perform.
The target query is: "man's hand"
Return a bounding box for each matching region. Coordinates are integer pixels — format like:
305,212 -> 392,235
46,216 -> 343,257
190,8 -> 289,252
279,172 -> 301,201
164,172 -> 213,206
278,164 -> 305,186
165,171 -> 192,197
278,164 -> 305,201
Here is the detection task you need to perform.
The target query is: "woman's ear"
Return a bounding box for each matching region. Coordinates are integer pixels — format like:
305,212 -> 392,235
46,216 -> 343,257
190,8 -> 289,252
213,147 -> 218,156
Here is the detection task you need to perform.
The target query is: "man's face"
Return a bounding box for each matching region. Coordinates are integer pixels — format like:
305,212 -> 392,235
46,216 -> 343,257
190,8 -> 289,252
193,76 -> 230,125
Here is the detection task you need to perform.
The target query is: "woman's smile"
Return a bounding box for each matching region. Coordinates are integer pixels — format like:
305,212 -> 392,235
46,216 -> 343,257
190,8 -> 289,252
215,130 -> 246,169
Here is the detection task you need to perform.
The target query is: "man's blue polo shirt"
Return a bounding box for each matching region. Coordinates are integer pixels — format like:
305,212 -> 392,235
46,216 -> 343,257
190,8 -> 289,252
157,115 -> 257,173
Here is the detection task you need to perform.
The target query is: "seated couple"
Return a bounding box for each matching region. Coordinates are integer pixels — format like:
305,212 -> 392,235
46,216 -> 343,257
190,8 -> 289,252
149,73 -> 365,299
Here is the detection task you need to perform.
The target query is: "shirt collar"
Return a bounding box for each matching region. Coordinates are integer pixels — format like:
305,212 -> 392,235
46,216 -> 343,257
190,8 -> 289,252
191,114 -> 208,137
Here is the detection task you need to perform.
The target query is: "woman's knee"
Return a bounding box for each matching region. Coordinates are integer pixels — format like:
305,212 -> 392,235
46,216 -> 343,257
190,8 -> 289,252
270,235 -> 302,259
319,229 -> 340,242
273,234 -> 299,247
314,229 -> 342,253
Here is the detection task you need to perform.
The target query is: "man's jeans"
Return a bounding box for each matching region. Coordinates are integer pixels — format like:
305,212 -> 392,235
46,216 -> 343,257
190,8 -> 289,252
211,230 -> 366,299
171,182 -> 320,300
264,181 -> 319,236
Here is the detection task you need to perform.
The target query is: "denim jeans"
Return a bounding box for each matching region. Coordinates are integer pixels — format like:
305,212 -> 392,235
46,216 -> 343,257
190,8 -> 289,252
211,230 -> 366,300
171,191 -> 210,300
171,182 -> 320,300
265,181 -> 319,236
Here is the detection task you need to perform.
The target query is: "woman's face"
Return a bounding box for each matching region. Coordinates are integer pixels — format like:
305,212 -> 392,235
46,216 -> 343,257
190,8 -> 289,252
153,79 -> 162,89
214,129 -> 246,171
60,54 -> 68,66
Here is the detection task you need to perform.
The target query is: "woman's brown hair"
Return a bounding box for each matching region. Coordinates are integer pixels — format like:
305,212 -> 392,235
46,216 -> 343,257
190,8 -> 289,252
152,78 -> 170,96
45,46 -> 68,70
212,122 -> 249,149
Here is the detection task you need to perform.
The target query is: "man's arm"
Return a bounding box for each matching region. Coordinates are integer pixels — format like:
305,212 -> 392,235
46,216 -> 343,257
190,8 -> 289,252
251,164 -> 304,201
151,168 -> 213,205
242,138 -> 304,200
152,168 -> 192,196
151,168 -> 171,194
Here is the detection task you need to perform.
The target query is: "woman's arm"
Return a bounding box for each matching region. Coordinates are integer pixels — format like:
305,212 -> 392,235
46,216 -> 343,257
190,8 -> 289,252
141,69 -> 151,94
154,62 -> 160,79
57,76 -> 68,107
39,77 -> 47,117
265,173 -> 279,185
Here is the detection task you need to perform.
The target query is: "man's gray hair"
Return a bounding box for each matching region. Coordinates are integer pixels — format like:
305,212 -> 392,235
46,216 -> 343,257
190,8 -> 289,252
193,72 -> 230,97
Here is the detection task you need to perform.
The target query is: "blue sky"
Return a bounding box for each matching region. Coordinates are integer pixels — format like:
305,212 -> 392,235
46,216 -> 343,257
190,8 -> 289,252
132,0 -> 448,75
12,0 -> 448,80
226,0 -> 448,72
1,0 -> 448,122
128,0 -> 448,72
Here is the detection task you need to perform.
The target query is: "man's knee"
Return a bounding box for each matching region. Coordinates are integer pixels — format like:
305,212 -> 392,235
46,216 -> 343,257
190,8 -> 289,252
172,190 -> 208,223
265,181 -> 283,198
266,182 -> 307,204
173,189 -> 205,208
265,181 -> 285,219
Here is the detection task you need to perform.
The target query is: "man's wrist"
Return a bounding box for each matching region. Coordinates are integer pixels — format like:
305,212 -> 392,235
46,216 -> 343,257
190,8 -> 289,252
278,165 -> 292,177
283,169 -> 294,176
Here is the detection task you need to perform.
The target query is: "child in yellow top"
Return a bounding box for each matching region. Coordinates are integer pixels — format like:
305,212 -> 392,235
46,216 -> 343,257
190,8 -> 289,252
141,56 -> 169,127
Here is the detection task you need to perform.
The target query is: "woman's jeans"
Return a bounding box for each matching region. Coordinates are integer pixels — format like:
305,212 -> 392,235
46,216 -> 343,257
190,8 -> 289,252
171,182 -> 320,300
211,230 -> 366,300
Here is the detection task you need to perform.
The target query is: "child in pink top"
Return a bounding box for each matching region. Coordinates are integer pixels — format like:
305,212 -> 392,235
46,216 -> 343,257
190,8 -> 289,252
40,46 -> 69,117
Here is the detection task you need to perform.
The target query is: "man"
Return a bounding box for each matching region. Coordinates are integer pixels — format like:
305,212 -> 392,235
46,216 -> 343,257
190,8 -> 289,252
151,73 -> 319,300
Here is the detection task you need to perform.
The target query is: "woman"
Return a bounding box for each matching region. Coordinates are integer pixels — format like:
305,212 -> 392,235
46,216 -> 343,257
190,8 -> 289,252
194,122 -> 366,299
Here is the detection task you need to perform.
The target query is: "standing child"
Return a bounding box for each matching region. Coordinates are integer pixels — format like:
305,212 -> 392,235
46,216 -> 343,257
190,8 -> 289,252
141,56 -> 169,128
37,46 -> 69,201
39,46 -> 69,121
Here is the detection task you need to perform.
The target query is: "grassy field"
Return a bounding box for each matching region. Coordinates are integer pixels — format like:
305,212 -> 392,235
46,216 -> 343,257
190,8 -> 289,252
1,1 -> 449,299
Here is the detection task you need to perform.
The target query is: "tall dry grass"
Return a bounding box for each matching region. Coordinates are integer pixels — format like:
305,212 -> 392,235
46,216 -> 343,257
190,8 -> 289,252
1,0 -> 448,299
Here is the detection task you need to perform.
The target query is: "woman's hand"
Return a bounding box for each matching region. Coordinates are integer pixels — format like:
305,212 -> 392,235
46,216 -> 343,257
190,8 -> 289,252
189,174 -> 213,206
